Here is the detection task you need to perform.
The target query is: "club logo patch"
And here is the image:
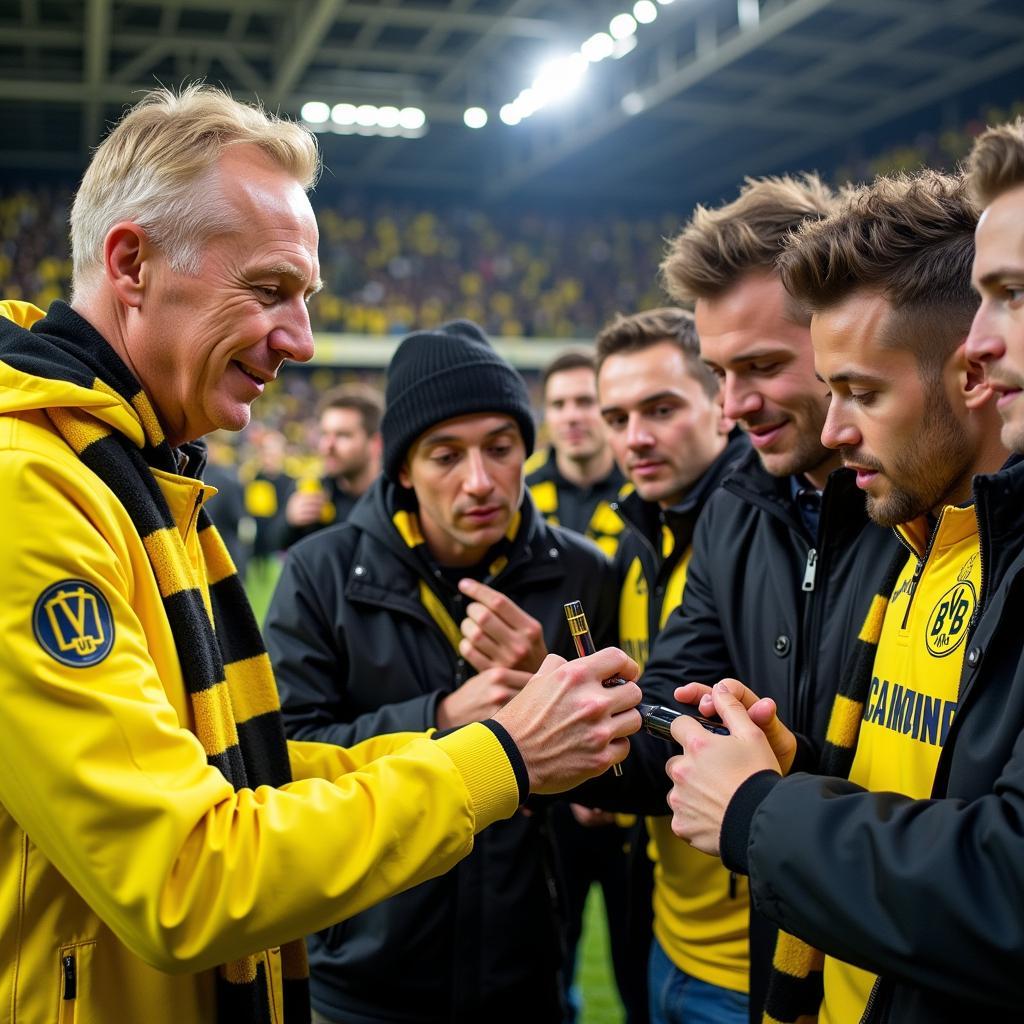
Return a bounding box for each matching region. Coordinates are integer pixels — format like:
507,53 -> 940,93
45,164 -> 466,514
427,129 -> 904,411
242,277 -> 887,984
925,580 -> 976,658
33,579 -> 114,667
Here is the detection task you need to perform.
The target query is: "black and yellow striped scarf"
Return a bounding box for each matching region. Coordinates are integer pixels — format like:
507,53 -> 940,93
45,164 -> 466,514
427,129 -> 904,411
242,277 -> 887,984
0,303 -> 309,1023
762,549 -> 905,1024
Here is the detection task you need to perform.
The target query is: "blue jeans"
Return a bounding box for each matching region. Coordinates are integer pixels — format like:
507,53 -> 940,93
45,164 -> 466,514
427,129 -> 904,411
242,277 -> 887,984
648,938 -> 749,1024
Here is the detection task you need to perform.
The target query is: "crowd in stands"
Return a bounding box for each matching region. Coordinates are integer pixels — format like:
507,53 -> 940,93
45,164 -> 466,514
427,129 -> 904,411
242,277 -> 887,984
4,96 -> 1019,349
0,184 -> 669,339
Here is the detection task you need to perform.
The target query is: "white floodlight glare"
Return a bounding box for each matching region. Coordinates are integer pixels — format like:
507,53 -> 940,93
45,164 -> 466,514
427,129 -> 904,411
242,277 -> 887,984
612,35 -> 638,58
581,31 -> 615,62
376,105 -> 401,129
355,104 -> 378,127
399,107 -> 426,130
513,87 -> 542,118
621,91 -> 646,116
609,13 -> 637,39
633,1 -> 658,23
463,106 -> 488,128
301,101 -> 330,124
656,0 -> 676,4
532,53 -> 588,104
499,103 -> 522,126
331,103 -> 358,125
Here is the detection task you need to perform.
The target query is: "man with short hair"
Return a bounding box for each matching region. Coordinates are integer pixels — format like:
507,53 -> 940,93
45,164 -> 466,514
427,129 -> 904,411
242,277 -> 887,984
644,175 -> 899,1021
591,306 -> 750,1023
265,320 -> 622,1024
0,86 -> 641,1023
667,168 -> 1018,1024
283,381 -> 383,544
527,349 -> 626,557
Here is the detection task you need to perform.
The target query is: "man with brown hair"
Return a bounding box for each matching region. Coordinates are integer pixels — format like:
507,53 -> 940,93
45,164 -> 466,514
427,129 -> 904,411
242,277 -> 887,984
639,176 -> 898,1022
590,306 -> 749,1024
283,382 -> 383,545
527,349 -> 626,558
667,167 -> 1020,1024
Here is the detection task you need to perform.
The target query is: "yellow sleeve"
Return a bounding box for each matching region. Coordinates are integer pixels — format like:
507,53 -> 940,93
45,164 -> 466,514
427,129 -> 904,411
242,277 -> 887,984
0,438 -> 520,974
0,299 -> 46,327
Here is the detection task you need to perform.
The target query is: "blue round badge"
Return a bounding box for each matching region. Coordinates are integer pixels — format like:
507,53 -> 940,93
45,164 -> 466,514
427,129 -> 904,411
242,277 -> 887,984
33,579 -> 115,668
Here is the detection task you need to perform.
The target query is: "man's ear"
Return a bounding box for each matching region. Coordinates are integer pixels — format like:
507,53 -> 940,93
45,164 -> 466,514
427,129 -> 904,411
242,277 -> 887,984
398,460 -> 412,489
103,222 -> 151,309
954,338 -> 997,411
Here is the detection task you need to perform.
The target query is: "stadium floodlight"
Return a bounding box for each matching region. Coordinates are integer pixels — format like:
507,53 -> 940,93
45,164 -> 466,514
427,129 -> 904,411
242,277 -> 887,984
376,105 -> 401,129
621,91 -> 645,116
581,31 -> 615,62
499,103 -> 522,126
331,103 -> 358,126
355,104 -> 378,127
532,53 -> 588,104
301,101 -> 330,124
609,12 -> 637,39
399,107 -> 426,130
612,35 -> 638,58
513,87 -> 543,118
633,1 -> 658,23
656,0 -> 676,4
464,106 -> 488,129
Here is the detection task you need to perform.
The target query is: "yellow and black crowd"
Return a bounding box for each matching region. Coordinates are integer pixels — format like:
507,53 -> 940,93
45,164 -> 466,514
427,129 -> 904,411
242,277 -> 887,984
2,82 -> 1024,1024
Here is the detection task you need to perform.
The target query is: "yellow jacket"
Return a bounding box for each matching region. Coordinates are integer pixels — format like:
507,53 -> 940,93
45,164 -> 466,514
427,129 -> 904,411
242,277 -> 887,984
0,302 -> 520,1022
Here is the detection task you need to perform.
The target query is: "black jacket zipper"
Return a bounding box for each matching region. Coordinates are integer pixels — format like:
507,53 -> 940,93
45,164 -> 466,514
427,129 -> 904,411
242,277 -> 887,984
62,953 -> 77,999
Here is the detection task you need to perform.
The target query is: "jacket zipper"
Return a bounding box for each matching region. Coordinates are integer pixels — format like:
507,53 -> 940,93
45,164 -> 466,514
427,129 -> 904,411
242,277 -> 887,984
62,953 -> 77,999
894,516 -> 941,632
801,548 -> 818,591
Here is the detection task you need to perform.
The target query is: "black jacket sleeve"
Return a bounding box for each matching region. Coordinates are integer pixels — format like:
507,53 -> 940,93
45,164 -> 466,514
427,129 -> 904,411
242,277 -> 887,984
638,505 -> 738,706
265,543 -> 443,745
742,757 -> 1024,1009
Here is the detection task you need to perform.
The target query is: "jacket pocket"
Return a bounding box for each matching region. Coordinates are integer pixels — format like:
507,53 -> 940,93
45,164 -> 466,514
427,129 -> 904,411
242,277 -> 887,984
57,941 -> 95,1024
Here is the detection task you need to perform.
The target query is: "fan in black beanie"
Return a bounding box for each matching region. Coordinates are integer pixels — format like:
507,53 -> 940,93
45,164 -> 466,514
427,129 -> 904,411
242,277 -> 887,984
381,319 -> 536,482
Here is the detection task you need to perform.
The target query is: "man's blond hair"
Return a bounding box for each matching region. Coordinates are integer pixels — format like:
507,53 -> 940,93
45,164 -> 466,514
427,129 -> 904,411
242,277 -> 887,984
966,117 -> 1024,208
660,173 -> 835,312
70,83 -> 320,296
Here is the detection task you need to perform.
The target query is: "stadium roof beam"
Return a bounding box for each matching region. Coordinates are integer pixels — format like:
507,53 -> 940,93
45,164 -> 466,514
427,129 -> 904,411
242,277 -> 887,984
82,0 -> 112,151
267,0 -> 346,110
352,0 -> 553,179
481,0 -> 837,201
678,31 -> 1024,201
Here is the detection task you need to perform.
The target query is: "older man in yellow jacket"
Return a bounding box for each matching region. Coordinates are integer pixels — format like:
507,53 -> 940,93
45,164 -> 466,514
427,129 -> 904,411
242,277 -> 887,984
0,86 -> 641,1024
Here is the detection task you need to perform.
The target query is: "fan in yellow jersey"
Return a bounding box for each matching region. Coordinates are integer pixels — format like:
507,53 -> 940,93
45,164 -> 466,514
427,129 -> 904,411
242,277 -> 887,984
665,170 -> 1012,1024
577,307 -> 750,1024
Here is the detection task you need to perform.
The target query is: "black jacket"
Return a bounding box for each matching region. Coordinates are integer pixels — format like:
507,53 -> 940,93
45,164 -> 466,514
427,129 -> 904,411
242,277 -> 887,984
722,457 -> 1024,1024
264,478 -> 616,1024
635,448 -> 900,1022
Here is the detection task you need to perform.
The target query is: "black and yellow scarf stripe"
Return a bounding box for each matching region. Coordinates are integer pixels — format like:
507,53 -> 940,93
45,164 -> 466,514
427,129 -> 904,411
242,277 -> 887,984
762,550 -> 905,1024
1,303 -> 309,1024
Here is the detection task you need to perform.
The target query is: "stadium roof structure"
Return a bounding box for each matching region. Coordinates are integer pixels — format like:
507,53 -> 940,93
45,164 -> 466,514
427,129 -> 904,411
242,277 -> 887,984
2,0 -> 1024,207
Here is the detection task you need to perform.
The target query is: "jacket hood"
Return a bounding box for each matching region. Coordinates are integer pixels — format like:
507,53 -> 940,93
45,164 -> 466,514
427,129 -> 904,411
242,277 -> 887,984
0,301 -> 149,449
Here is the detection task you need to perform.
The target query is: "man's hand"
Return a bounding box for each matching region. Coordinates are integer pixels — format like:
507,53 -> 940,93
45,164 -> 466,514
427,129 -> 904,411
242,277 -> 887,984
570,804 -> 618,828
675,678 -> 797,774
436,667 -> 532,730
284,488 -> 326,527
457,578 -> 548,673
493,649 -> 642,794
666,682 -> 781,856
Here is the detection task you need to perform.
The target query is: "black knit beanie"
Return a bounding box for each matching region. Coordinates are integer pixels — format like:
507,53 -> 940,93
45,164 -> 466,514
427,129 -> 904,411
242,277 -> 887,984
382,319 -> 536,481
